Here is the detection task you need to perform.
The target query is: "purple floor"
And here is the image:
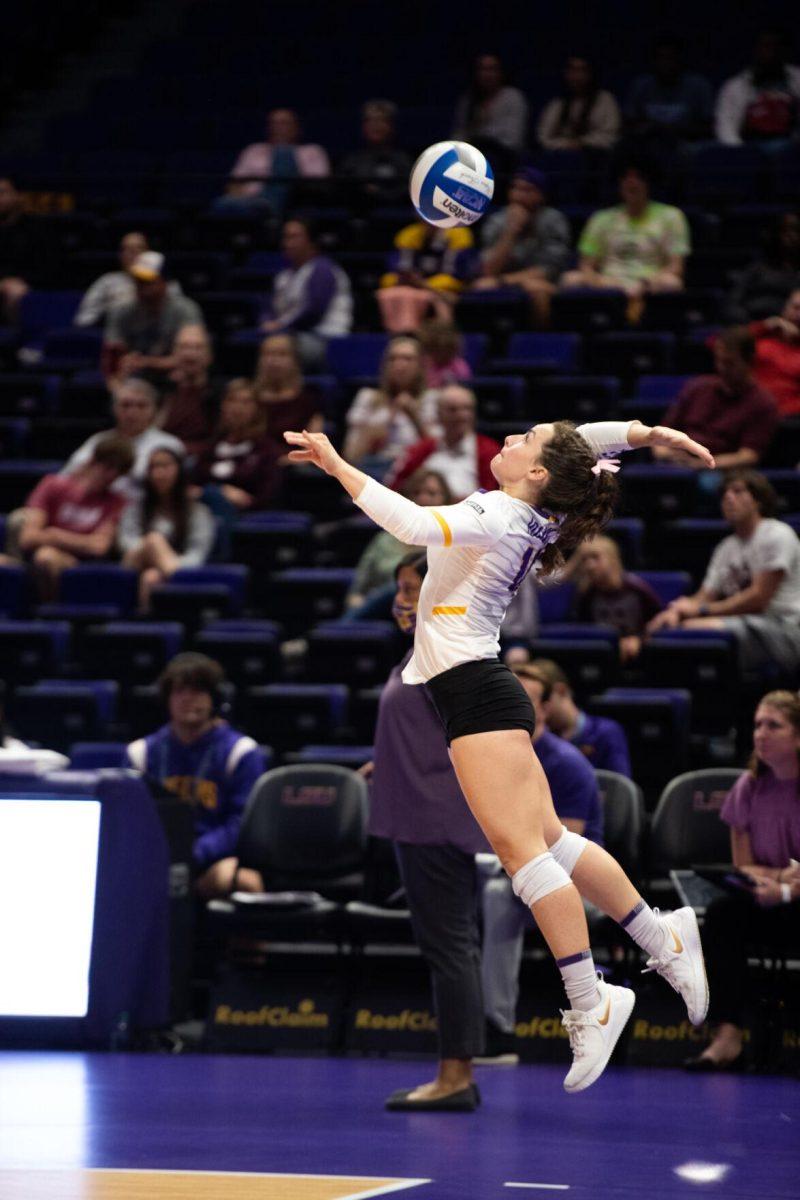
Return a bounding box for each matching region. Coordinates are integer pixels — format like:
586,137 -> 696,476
0,1052 -> 796,1198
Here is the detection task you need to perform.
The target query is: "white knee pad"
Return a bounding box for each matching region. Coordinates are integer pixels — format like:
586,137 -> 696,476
511,851 -> 571,908
549,825 -> 589,877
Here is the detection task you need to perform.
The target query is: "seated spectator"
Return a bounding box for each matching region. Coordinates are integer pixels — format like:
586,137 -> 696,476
157,324 -> 222,454
480,663 -> 604,1059
118,447 -> 215,613
253,333 -> 324,452
377,220 -> 474,333
344,335 -> 439,467
716,28 -> 800,146
655,328 -> 779,469
63,378 -> 185,497
0,435 -> 134,602
126,653 -> 266,899
339,99 -> 411,202
0,176 -> 54,321
345,469 -> 451,611
537,55 -> 621,151
453,53 -> 529,166
561,158 -> 690,308
419,319 -> 472,388
102,252 -> 204,387
571,535 -> 661,662
220,107 -> 330,213
748,288 -> 800,417
625,34 -> 713,145
261,217 -> 352,370
529,657 -> 632,776
193,379 -> 282,514
647,470 -> 800,674
74,231 -> 150,327
385,385 -> 500,499
685,690 -> 800,1071
474,166 -> 571,324
727,212 -> 800,324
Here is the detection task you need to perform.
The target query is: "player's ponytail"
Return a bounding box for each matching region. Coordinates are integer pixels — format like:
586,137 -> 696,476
537,421 -> 619,576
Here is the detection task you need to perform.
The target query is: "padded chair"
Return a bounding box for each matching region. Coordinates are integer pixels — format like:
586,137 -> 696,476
59,565 -> 138,614
0,373 -> 60,417
283,466 -> 352,518
326,334 -> 389,380
149,566 -> 248,628
529,638 -> 618,701
537,581 -> 576,624
81,622 -> 184,685
587,688 -> 692,806
470,375 -> 527,423
0,565 -> 30,618
350,685 -> 383,744
19,290 -> 82,348
637,570 -> 692,607
197,294 -> 261,342
245,684 -> 349,753
289,745 -> 373,769
648,768 -> 742,880
606,517 -> 645,568
263,569 -> 355,635
310,515 -> 376,569
641,290 -> 724,332
230,514 -> 313,575
641,633 -> 738,735
194,626 -> 282,687
305,622 -> 402,687
634,374 -> 693,401
532,374 -> 620,423
595,769 -> 645,885
658,519 -> 727,584
42,328 -> 104,371
551,288 -> 627,333
11,680 -> 118,752
587,332 -> 675,382
0,619 -> 70,684
491,332 -> 581,376
26,418 -> 107,460
69,741 -> 129,769
619,466 -> 697,521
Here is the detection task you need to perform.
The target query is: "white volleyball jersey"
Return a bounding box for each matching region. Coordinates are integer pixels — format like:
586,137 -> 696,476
353,421 -> 633,684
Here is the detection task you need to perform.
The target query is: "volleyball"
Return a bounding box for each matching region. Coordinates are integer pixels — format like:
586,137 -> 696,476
409,140 -> 495,228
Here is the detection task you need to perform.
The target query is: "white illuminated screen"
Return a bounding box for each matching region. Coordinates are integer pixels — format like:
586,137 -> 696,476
0,798 -> 101,1017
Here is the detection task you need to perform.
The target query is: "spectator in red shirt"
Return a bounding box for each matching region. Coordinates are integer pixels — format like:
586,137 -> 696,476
385,385 -> 500,499
1,435 -> 134,601
749,288 -> 800,417
571,535 -> 662,661
655,327 -> 779,469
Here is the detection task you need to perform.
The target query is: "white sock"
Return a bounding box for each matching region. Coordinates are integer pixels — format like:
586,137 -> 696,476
619,900 -> 666,958
556,949 -> 601,1012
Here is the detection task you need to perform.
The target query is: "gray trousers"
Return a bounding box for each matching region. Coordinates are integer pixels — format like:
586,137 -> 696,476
395,841 -> 485,1060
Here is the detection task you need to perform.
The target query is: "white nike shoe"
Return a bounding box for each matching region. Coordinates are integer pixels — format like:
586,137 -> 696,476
643,906 -> 709,1026
561,977 -> 635,1094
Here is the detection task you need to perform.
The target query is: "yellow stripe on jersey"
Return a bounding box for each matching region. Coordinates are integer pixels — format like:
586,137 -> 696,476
431,606 -> 467,615
430,509 -> 453,546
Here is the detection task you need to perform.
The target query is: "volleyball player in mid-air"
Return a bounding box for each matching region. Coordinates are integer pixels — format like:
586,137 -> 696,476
286,418 -> 713,1092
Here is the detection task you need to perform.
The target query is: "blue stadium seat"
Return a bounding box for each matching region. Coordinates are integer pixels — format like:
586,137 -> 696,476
587,688 -> 691,805
470,376 -> 527,422
529,638 -> 619,702
81,622 -> 184,684
11,680 -> 119,752
620,466 -> 697,520
491,333 -> 581,376
606,517 -> 645,568
532,375 -> 620,422
69,741 -> 129,769
27,417 -> 107,460
684,145 -> 766,203
264,569 -> 355,635
0,418 -> 28,458
637,570 -> 692,607
537,582 -> 576,624
0,373 -> 60,417
230,512 -> 313,572
150,584 -> 237,627
634,374 -> 692,401
19,291 -> 83,347
551,289 -> 627,333
42,328 -> 103,371
163,252 -> 231,294
461,333 -> 488,371
762,470 -> 800,513
0,620 -> 70,684
245,684 -> 349,752
326,334 -> 389,379
658,518 -> 727,583
306,621 -> 402,686
290,745 -> 373,769
199,295 -> 262,342
539,624 -> 619,645
283,465 -> 352,517
641,290 -> 724,332
171,566 -> 249,612
61,371 -> 110,418
0,565 -> 29,618
642,633 -> 738,735
587,332 -> 675,380
0,461 -> 64,511
59,566 -> 138,614
194,627 -> 282,686
455,290 -> 530,345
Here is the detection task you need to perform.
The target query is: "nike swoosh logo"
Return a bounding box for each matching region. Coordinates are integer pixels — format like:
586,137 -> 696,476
598,998 -> 611,1026
669,925 -> 683,954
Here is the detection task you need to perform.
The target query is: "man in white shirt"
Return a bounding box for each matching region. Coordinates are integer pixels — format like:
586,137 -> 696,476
715,29 -> 800,145
385,385 -> 501,499
62,378 -> 185,498
648,468 -> 800,671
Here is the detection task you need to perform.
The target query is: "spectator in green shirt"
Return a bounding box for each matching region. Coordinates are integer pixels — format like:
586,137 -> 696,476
560,159 -> 690,313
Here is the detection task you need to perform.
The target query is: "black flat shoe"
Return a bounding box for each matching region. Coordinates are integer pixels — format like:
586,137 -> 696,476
683,1051 -> 743,1072
385,1083 -> 481,1112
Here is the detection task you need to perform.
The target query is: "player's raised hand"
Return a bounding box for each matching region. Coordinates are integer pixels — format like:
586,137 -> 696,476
629,421 -> 715,469
284,430 -> 343,475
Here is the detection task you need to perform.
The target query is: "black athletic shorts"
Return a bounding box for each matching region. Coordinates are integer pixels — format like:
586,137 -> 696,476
425,659 -> 535,745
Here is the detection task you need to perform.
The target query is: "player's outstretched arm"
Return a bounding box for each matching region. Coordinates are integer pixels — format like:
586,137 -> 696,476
626,420 -> 715,469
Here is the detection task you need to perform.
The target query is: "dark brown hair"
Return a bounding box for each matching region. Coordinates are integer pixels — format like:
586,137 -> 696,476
90,432 -> 135,476
158,652 -> 225,706
537,421 -> 619,575
722,469 -> 779,517
717,325 -> 756,364
747,690 -> 800,789
143,446 -> 191,554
